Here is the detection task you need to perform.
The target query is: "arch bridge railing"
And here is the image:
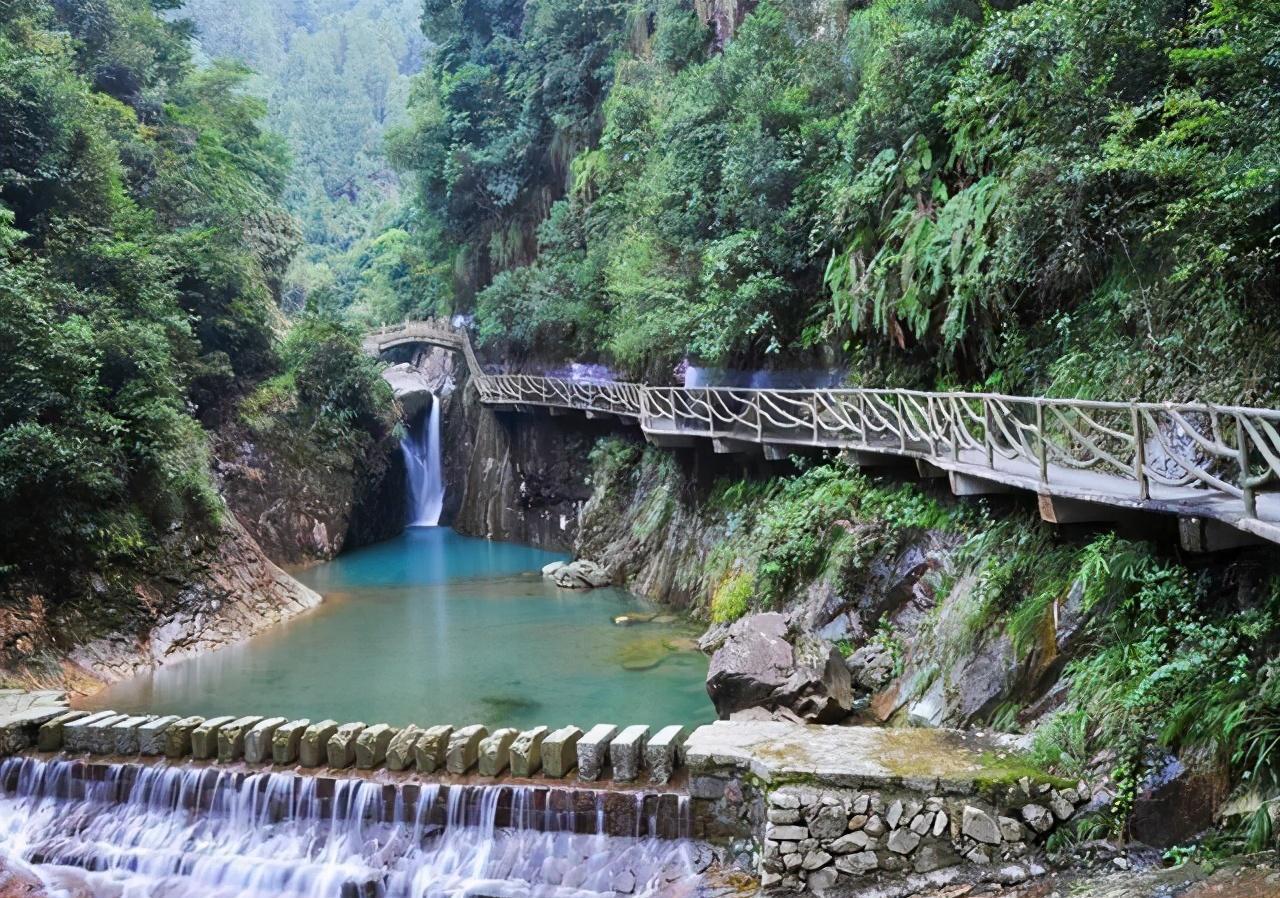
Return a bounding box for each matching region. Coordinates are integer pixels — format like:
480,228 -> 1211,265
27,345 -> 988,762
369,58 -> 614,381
474,374 -> 1280,520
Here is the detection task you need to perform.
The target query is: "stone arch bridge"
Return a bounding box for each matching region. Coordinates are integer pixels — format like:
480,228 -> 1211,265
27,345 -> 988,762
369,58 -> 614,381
366,321 -> 1280,551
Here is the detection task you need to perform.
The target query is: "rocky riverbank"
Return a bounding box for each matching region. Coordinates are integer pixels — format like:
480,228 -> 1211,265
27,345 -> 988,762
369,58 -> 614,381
1,380 -> 401,694
442,406 -> 1258,865
0,516 -> 320,693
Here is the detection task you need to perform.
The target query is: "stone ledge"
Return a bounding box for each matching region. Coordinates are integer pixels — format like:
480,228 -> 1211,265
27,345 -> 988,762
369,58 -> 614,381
685,721 -> 1037,794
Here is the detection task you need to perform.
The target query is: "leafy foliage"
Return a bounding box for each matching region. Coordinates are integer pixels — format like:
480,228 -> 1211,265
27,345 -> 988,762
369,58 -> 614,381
178,0 -> 427,319
395,0 -> 1280,398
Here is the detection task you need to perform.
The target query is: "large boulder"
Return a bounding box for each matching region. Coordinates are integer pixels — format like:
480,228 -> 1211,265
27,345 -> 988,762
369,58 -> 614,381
845,643 -> 896,691
545,559 -> 612,589
381,363 -> 434,419
705,613 -> 853,723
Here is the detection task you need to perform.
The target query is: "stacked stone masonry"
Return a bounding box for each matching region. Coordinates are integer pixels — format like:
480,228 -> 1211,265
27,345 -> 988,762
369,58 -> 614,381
761,782 -> 1089,893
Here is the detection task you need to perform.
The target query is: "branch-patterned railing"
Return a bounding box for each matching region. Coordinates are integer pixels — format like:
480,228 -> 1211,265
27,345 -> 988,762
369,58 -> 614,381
365,323 -> 1280,527
475,375 -> 1280,520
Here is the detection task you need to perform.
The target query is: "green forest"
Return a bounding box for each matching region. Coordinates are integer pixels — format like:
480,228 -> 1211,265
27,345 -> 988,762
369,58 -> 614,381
4,0 -> 1280,873
0,0 -> 389,595
390,0 -> 1279,403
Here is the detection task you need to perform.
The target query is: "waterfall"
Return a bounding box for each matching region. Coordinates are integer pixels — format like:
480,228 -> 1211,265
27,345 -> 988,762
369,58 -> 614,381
0,757 -> 709,898
403,395 -> 445,527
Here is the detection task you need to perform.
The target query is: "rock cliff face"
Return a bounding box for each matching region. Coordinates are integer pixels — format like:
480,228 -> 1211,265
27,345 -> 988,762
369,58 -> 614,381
0,515 -> 320,693
213,421 -> 404,566
571,441 -> 1048,728
443,372 -> 612,551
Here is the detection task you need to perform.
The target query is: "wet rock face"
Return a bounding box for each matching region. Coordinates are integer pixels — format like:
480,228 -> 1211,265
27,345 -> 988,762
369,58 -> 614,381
446,375 -> 608,552
705,613 -> 853,723
1129,752 -> 1229,847
213,418 -> 405,567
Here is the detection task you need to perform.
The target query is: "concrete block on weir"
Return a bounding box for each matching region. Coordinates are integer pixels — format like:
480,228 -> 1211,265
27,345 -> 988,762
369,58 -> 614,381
647,725 -> 687,785
244,717 -> 287,764
164,717 -> 205,759
509,726 -> 549,777
300,720 -> 339,767
60,711 -> 119,753
0,707 -> 69,755
111,715 -> 154,755
218,717 -> 264,763
137,716 -> 181,756
577,724 -> 619,782
272,719 -> 311,765
191,716 -> 236,760
478,728 -> 519,776
355,724 -> 398,769
327,723 -> 367,769
85,714 -> 131,755
541,726 -> 583,778
413,725 -> 453,774
446,725 -> 488,774
386,725 -> 423,772
611,725 -> 650,782
36,711 -> 88,752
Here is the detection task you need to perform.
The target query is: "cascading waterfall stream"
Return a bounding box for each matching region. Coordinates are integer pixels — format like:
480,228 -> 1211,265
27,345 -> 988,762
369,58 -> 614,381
0,757 -> 715,898
403,395 -> 445,527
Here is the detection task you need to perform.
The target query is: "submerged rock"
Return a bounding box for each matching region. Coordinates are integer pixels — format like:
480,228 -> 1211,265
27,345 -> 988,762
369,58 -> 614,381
705,612 -> 853,723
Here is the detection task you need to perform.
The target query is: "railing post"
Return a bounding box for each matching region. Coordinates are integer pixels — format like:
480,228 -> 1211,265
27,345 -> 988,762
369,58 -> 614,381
704,388 -> 713,436
1131,402 -> 1149,501
857,393 -> 867,446
811,393 -> 819,444
755,393 -> 763,442
896,392 -> 906,451
951,399 -> 959,461
1036,400 -> 1048,484
1238,413 -> 1257,518
984,399 -> 994,468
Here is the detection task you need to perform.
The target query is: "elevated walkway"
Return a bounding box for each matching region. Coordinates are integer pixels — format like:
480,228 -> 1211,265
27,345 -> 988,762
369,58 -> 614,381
366,321 -> 1280,548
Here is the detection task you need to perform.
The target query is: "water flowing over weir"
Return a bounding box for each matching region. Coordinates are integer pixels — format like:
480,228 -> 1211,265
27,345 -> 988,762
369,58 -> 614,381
0,757 -> 719,898
402,396 -> 445,527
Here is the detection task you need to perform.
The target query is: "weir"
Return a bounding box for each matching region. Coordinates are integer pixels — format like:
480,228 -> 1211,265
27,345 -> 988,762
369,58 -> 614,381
0,756 -> 710,897
1,692 -> 1093,895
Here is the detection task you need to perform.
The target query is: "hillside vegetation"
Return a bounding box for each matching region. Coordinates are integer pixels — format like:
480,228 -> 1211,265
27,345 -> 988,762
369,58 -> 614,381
0,0 -> 391,651
392,0 -> 1279,401
178,0 -> 430,321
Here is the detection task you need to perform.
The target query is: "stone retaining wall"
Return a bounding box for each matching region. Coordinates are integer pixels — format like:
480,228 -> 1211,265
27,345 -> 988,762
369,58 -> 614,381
759,780 -> 1087,892
683,721 -> 1091,894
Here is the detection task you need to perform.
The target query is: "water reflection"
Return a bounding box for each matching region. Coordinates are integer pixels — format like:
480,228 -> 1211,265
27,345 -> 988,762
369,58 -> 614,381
87,529 -> 713,730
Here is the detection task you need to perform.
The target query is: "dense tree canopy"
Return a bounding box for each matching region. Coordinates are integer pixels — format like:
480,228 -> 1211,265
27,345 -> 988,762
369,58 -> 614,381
178,0 -> 428,321
393,0 -> 1280,399
0,0 -> 391,590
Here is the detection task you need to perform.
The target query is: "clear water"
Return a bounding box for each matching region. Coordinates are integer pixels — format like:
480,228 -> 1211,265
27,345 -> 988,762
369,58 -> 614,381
86,528 -> 713,731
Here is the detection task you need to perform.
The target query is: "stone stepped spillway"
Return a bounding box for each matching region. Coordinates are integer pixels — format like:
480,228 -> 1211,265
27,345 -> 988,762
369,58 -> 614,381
0,691 -> 1096,895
